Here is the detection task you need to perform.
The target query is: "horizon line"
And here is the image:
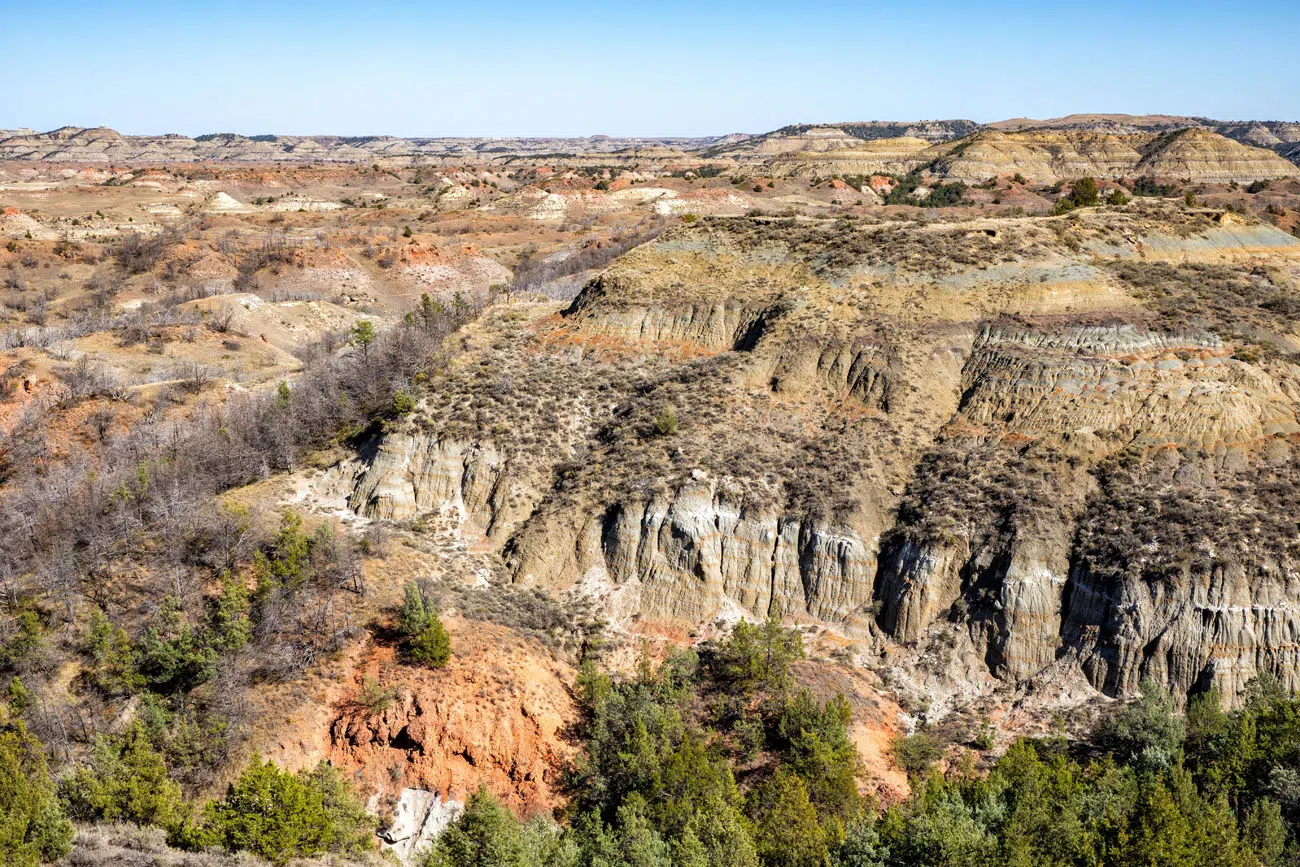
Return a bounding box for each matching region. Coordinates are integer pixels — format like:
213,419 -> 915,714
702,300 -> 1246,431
6,112 -> 1300,142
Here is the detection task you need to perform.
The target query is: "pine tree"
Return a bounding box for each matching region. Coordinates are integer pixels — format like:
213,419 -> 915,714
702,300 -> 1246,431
746,771 -> 830,867
201,755 -> 370,864
399,582 -> 451,668
61,719 -> 184,830
349,320 -> 377,360
428,786 -> 529,867
0,719 -> 74,867
208,570 -> 251,652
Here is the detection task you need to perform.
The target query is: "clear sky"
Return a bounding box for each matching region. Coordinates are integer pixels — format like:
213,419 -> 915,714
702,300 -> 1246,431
3,0 -> 1297,137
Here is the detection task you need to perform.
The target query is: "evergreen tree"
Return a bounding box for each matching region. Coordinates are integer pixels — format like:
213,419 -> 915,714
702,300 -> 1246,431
0,719 -> 73,867
84,607 -> 144,695
777,691 -> 861,828
427,787 -> 532,867
834,821 -> 888,867
710,608 -> 804,695
208,570 -> 252,652
135,597 -> 219,694
350,319 -> 377,359
399,582 -> 452,668
60,719 -> 184,830
746,771 -> 830,867
1101,679 -> 1185,766
201,755 -> 372,864
1244,798 -> 1287,867
1071,177 -> 1100,206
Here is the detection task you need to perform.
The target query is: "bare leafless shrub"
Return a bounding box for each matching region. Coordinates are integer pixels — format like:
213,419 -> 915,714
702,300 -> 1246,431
0,358 -> 33,396
26,292 -> 48,325
56,355 -> 126,406
1108,260 -> 1300,340
116,318 -> 158,347
208,308 -> 234,333
112,228 -> 180,275
85,408 -> 116,442
359,523 -> 391,557
86,273 -> 121,309
171,360 -> 213,392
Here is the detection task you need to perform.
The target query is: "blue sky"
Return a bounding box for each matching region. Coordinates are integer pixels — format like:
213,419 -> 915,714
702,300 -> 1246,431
3,0 -> 1297,136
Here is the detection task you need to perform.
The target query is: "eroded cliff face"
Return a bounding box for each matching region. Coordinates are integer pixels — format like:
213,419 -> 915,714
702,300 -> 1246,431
326,622 -> 576,816
593,485 -> 878,624
344,205 -> 1300,706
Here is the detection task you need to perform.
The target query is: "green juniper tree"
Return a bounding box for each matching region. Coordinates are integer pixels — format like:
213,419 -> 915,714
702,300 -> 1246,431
399,582 -> 452,668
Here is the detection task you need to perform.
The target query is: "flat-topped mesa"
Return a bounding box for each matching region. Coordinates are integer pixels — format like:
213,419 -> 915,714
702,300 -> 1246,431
345,208 -> 1300,705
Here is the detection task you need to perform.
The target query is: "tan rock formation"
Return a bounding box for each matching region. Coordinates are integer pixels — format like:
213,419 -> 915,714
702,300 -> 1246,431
770,137 -> 934,178
344,205 -> 1300,706
929,128 -> 1300,183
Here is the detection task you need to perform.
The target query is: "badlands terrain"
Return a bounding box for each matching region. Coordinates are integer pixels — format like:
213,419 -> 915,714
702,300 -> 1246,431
4,113 -> 1300,866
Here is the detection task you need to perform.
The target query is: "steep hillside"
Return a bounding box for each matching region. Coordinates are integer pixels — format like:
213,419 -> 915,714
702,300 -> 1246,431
768,137 -> 934,177
1135,128 -> 1300,181
984,114 -> 1300,164
925,128 -> 1300,182
703,121 -> 977,159
1212,120 -> 1300,149
344,203 -> 1300,708
750,126 -> 1300,183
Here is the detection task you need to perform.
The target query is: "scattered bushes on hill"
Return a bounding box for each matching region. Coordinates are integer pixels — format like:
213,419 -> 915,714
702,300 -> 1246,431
892,731 -> 944,777
0,294 -> 477,861
883,171 -> 967,208
1134,177 -> 1178,197
437,580 -> 606,662
874,674 -> 1300,867
1107,259 -> 1300,341
1075,448 -> 1300,592
885,437 -> 1071,552
14,605 -> 1300,867
415,620 -> 1300,867
424,787 -> 569,867
921,182 -> 968,208
1105,188 -> 1130,206
422,616 -> 857,867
